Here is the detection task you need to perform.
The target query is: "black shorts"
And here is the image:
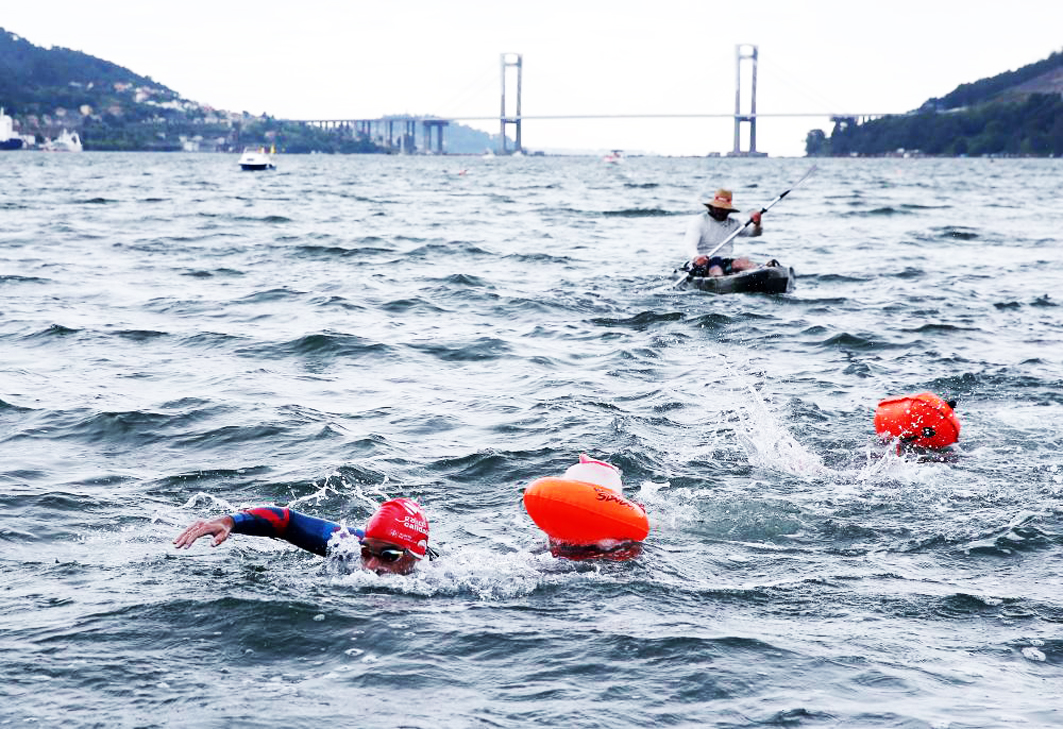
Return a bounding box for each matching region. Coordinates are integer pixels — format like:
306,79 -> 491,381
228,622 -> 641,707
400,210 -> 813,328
690,256 -> 734,276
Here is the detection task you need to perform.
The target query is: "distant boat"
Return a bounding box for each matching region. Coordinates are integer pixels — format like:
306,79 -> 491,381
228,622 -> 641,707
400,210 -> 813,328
238,146 -> 275,171
482,149 -> 496,159
42,129 -> 83,152
603,149 -> 624,164
1,108 -> 25,151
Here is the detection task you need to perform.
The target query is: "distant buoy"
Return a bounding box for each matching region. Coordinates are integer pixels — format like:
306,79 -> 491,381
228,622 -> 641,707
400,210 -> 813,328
874,392 -> 960,449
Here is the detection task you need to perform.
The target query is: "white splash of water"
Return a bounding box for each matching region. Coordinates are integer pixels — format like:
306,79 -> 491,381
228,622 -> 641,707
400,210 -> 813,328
696,349 -> 827,477
325,542 -> 625,600
179,491 -> 237,512
633,479 -> 703,533
732,381 -> 828,477
289,467 -> 393,511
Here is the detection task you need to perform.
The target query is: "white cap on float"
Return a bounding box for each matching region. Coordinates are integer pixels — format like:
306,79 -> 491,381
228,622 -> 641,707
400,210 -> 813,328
563,453 -> 623,493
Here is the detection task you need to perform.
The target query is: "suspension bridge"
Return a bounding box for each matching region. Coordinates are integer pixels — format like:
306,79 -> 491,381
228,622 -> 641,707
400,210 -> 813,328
283,47 -> 893,156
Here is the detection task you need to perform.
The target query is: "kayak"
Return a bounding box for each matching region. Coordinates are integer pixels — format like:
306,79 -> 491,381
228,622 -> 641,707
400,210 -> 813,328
676,260 -> 795,294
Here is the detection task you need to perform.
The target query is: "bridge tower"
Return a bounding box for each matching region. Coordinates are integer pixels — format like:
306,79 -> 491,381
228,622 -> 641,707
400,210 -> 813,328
500,53 -> 522,155
731,44 -> 764,157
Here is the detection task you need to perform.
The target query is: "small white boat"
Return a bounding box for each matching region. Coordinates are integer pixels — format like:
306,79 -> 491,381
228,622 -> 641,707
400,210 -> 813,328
238,146 -> 275,171
42,129 -> 82,152
603,149 -> 624,164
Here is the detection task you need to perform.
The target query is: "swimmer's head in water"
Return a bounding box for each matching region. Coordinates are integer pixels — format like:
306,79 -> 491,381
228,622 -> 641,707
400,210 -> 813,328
360,498 -> 430,574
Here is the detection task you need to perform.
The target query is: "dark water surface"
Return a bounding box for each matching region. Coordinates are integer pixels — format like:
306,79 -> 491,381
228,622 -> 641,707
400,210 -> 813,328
2,152 -> 1062,728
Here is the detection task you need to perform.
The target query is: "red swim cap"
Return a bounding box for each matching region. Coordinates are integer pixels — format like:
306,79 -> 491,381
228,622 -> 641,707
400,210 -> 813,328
363,498 -> 430,558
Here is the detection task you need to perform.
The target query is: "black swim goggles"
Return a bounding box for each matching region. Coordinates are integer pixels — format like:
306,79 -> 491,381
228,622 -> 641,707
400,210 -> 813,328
360,544 -> 409,563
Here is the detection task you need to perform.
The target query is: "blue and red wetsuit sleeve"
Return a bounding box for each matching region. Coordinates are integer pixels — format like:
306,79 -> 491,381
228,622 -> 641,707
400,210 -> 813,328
230,507 -> 363,557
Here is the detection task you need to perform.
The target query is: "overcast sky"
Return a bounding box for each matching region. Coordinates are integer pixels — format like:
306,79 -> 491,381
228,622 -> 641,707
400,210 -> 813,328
5,0 -> 1062,156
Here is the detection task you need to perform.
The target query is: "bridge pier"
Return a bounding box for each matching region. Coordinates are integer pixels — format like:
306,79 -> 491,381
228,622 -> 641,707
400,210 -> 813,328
730,44 -> 766,157
422,120 -> 449,154
405,118 -> 416,153
500,53 -> 523,154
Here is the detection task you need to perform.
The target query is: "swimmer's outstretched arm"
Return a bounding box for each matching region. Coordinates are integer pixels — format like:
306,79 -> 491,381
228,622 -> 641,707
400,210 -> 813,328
173,507 -> 362,557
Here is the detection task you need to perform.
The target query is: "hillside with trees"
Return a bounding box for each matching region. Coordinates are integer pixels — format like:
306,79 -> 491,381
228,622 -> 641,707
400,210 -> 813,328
806,50 -> 1063,157
0,28 -> 506,154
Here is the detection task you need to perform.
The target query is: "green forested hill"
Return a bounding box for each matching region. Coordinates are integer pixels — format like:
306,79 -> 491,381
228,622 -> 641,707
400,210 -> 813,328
1,27 -> 287,151
0,27 -> 504,154
0,28 -> 176,110
806,50 -> 1063,157
925,51 -> 1063,111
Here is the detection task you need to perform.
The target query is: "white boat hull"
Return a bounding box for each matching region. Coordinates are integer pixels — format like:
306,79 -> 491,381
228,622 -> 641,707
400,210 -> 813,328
238,149 -> 275,171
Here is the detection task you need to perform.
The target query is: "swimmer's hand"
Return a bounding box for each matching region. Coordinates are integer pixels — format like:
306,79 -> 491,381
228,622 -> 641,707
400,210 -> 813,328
173,516 -> 234,549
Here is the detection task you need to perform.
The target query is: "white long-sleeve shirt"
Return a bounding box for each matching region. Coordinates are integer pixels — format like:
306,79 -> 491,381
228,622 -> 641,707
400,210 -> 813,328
684,212 -> 760,258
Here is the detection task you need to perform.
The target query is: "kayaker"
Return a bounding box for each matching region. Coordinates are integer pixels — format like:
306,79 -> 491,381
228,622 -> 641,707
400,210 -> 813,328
684,188 -> 763,276
173,497 -> 433,575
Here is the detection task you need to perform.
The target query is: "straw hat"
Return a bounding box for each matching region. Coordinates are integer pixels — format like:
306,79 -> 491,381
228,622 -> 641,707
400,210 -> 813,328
703,188 -> 738,211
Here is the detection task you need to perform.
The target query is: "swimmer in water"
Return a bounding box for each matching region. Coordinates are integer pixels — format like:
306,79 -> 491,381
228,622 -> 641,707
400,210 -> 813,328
173,497 -> 432,575
547,454 -> 645,562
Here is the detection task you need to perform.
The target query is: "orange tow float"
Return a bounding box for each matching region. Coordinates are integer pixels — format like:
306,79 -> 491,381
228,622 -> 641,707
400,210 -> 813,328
523,454 -> 649,549
874,392 -> 961,450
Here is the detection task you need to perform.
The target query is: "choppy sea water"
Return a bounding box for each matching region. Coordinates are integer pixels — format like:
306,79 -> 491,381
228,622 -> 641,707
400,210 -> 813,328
2,151 -> 1062,728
